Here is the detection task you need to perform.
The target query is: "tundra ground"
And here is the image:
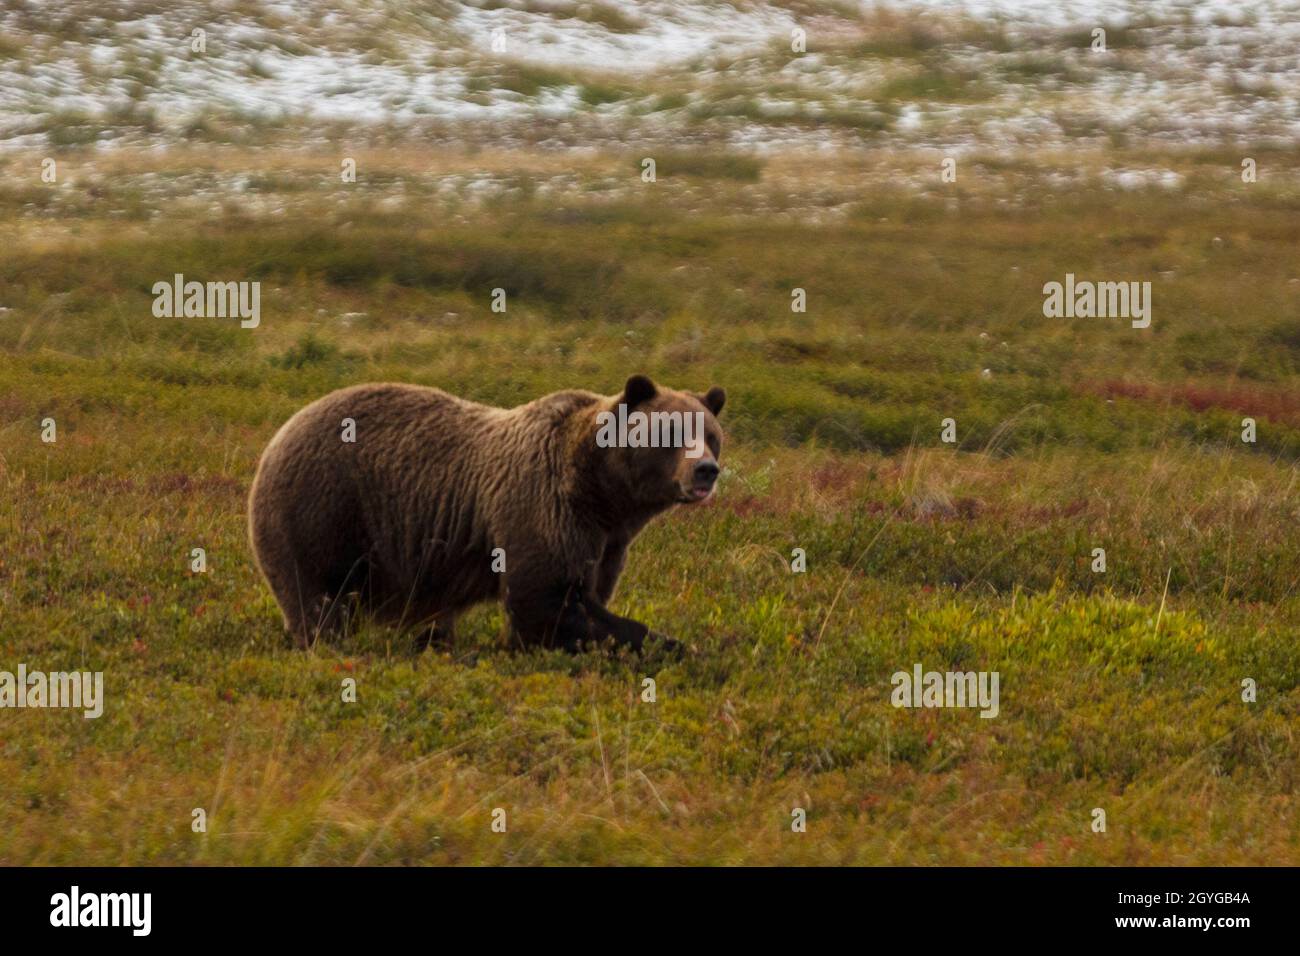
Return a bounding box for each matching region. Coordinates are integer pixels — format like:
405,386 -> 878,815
1,144 -> 1298,864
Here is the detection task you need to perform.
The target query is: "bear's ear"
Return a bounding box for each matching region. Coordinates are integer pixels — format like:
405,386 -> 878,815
698,386 -> 726,416
622,374 -> 658,408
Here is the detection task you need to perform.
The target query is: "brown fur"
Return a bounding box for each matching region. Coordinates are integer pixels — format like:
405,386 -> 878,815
247,375 -> 725,652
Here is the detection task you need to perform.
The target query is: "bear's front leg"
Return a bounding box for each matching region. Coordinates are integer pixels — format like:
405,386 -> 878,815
592,536 -> 629,607
502,576 -> 578,650
505,578 -> 670,655
582,596 -> 684,659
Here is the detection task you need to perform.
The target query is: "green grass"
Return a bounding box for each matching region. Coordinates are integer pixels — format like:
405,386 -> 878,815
465,63 -> 576,97
635,150 -> 765,182
579,82 -> 630,106
1,150 -> 1299,864
876,66 -> 991,103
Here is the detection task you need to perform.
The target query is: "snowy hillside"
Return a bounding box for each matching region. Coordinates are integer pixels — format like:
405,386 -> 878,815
1,0 -> 1297,152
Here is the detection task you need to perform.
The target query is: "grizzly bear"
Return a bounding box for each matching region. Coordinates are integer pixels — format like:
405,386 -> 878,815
247,375 -> 725,654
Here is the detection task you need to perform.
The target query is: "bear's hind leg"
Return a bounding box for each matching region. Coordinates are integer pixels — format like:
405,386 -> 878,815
281,588 -> 352,649
413,612 -> 458,653
262,558 -> 356,648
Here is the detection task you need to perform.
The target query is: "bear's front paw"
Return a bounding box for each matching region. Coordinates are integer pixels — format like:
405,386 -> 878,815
643,631 -> 687,662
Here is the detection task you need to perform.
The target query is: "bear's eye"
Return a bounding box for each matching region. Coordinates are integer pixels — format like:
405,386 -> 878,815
706,435 -> 720,458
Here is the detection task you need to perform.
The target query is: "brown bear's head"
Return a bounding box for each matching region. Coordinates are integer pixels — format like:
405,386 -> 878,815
592,374 -> 726,512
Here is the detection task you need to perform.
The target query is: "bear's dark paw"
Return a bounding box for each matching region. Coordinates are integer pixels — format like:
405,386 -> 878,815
642,632 -> 688,663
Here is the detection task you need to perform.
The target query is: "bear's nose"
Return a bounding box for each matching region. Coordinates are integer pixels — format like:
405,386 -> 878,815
693,461 -> 720,484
